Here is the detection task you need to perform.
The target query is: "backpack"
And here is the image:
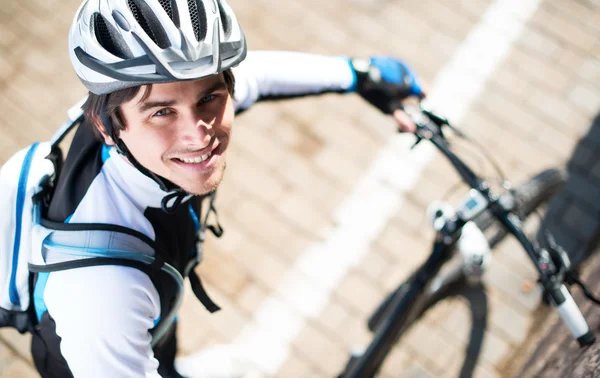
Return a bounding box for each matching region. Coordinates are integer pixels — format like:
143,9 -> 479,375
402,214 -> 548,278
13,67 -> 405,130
0,100 -> 221,346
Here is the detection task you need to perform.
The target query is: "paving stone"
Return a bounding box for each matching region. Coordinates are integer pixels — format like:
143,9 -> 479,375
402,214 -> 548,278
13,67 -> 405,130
292,323 -> 347,377
488,64 -> 531,99
335,314 -> 372,347
473,362 -> 502,378
274,353 -> 314,378
0,359 -> 38,378
334,272 -> 385,316
439,298 -> 473,346
527,88 -> 590,138
197,246 -> 251,298
568,83 -> 600,116
378,3 -> 435,45
535,121 -> 578,161
530,7 -> 598,52
228,199 -> 298,254
314,146 -> 368,189
543,0 -> 600,36
0,329 -> 32,365
488,296 -> 531,345
399,364 -> 437,378
402,321 -> 460,373
556,47 -> 589,77
578,57 -> 600,81
0,341 -> 15,371
177,293 -> 220,354
505,47 -> 571,93
379,345 -> 412,377
516,27 -> 562,60
235,283 -> 269,315
314,300 -> 350,335
374,224 -> 429,269
359,250 -> 390,284
276,189 -> 335,237
487,258 -> 543,312
202,293 -> 250,340
407,1 -> 475,41
479,330 -> 511,366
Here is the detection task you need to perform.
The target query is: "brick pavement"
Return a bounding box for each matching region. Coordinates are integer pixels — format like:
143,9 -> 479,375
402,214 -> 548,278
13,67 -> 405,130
0,0 -> 599,377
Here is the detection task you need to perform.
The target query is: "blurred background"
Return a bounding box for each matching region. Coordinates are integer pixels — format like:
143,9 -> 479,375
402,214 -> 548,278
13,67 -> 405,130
0,0 -> 599,377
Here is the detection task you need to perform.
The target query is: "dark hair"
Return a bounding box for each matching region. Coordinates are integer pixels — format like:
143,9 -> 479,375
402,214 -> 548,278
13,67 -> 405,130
82,69 -> 236,141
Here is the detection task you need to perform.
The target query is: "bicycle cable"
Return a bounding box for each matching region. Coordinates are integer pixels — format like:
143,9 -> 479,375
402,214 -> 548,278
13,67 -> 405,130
449,126 -> 508,184
565,271 -> 600,306
437,124 -> 511,203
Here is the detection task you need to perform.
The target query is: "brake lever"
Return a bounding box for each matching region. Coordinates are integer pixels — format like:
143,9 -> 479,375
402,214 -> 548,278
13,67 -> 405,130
411,134 -> 423,149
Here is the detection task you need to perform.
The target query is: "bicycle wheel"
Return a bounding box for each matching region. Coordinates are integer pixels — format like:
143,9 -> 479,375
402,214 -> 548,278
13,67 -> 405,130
348,168 -> 567,378
473,168 -> 566,248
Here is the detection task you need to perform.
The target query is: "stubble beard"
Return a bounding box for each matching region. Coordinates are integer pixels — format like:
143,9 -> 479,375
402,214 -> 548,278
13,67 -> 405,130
185,160 -> 227,196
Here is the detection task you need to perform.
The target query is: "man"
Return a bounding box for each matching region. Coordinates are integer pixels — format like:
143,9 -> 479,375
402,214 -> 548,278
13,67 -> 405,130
31,0 -> 424,377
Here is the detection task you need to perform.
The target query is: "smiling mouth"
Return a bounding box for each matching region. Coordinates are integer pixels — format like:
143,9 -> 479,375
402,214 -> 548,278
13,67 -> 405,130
174,151 -> 212,164
171,141 -> 222,164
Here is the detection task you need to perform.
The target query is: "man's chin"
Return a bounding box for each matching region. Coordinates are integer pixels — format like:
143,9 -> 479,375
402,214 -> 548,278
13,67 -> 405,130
173,165 -> 226,196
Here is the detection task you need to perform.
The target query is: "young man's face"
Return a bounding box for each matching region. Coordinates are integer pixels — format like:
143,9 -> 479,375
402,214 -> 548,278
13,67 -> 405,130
114,74 -> 234,195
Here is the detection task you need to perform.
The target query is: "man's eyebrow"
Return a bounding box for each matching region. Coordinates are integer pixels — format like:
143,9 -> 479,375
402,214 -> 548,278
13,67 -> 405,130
138,81 -> 228,113
202,81 -> 228,96
138,99 -> 177,113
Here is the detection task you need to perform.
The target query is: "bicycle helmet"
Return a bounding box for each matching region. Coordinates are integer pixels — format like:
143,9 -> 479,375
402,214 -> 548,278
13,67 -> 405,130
69,0 -> 247,95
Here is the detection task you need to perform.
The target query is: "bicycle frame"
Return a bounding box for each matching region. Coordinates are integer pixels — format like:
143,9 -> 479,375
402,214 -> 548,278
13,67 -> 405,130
340,106 -> 595,378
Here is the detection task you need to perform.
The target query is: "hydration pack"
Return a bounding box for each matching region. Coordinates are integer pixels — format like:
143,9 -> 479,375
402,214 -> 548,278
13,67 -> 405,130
0,100 -> 221,346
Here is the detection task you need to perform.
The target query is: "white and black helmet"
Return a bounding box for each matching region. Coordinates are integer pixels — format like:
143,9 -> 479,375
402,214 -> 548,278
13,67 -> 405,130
69,0 -> 247,95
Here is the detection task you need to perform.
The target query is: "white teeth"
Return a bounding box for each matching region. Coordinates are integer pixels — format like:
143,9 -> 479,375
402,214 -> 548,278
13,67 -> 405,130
179,151 -> 212,164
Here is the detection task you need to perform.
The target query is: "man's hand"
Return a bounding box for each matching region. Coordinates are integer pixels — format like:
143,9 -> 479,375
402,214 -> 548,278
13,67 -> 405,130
393,108 -> 418,133
350,56 -> 426,133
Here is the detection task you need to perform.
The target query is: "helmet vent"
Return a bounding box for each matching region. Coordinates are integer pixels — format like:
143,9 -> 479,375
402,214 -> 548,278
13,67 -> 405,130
187,0 -> 207,42
217,1 -> 231,39
170,0 -> 181,27
127,0 -> 171,49
158,0 -> 174,23
92,13 -> 133,59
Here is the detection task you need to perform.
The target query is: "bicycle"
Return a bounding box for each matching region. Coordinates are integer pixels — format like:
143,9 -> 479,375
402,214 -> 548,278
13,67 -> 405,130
337,103 -> 596,378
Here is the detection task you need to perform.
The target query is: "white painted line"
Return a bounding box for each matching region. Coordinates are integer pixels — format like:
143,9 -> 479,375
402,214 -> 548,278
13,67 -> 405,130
176,0 -> 543,376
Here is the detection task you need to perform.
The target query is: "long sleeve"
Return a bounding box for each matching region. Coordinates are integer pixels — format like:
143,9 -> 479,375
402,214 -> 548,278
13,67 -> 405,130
43,265 -> 162,378
232,50 -> 356,112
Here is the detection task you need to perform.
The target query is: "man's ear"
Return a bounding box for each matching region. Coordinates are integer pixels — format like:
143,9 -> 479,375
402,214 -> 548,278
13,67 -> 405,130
93,119 -> 116,146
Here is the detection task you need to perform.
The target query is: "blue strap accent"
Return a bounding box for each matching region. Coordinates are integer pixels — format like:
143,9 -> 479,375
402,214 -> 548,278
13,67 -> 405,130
33,272 -> 50,321
189,202 -> 200,233
101,144 -> 111,163
10,143 -> 40,306
33,213 -> 75,320
346,57 -> 358,92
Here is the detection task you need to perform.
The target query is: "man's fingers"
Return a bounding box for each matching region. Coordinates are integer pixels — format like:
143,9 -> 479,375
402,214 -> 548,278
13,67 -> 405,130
393,109 -> 417,133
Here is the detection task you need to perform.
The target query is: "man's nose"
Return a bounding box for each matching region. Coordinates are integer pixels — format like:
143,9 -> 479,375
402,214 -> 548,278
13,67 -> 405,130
182,113 -> 215,141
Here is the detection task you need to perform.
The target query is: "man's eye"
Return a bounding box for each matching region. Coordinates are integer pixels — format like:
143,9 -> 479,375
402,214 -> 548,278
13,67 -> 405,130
153,108 -> 172,117
200,94 -> 216,104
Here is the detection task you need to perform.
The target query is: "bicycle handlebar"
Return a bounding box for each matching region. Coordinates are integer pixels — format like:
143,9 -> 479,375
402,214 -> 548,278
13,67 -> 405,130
403,104 -> 595,346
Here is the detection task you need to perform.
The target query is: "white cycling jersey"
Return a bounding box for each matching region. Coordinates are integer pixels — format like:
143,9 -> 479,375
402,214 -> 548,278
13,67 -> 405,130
33,51 -> 354,378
